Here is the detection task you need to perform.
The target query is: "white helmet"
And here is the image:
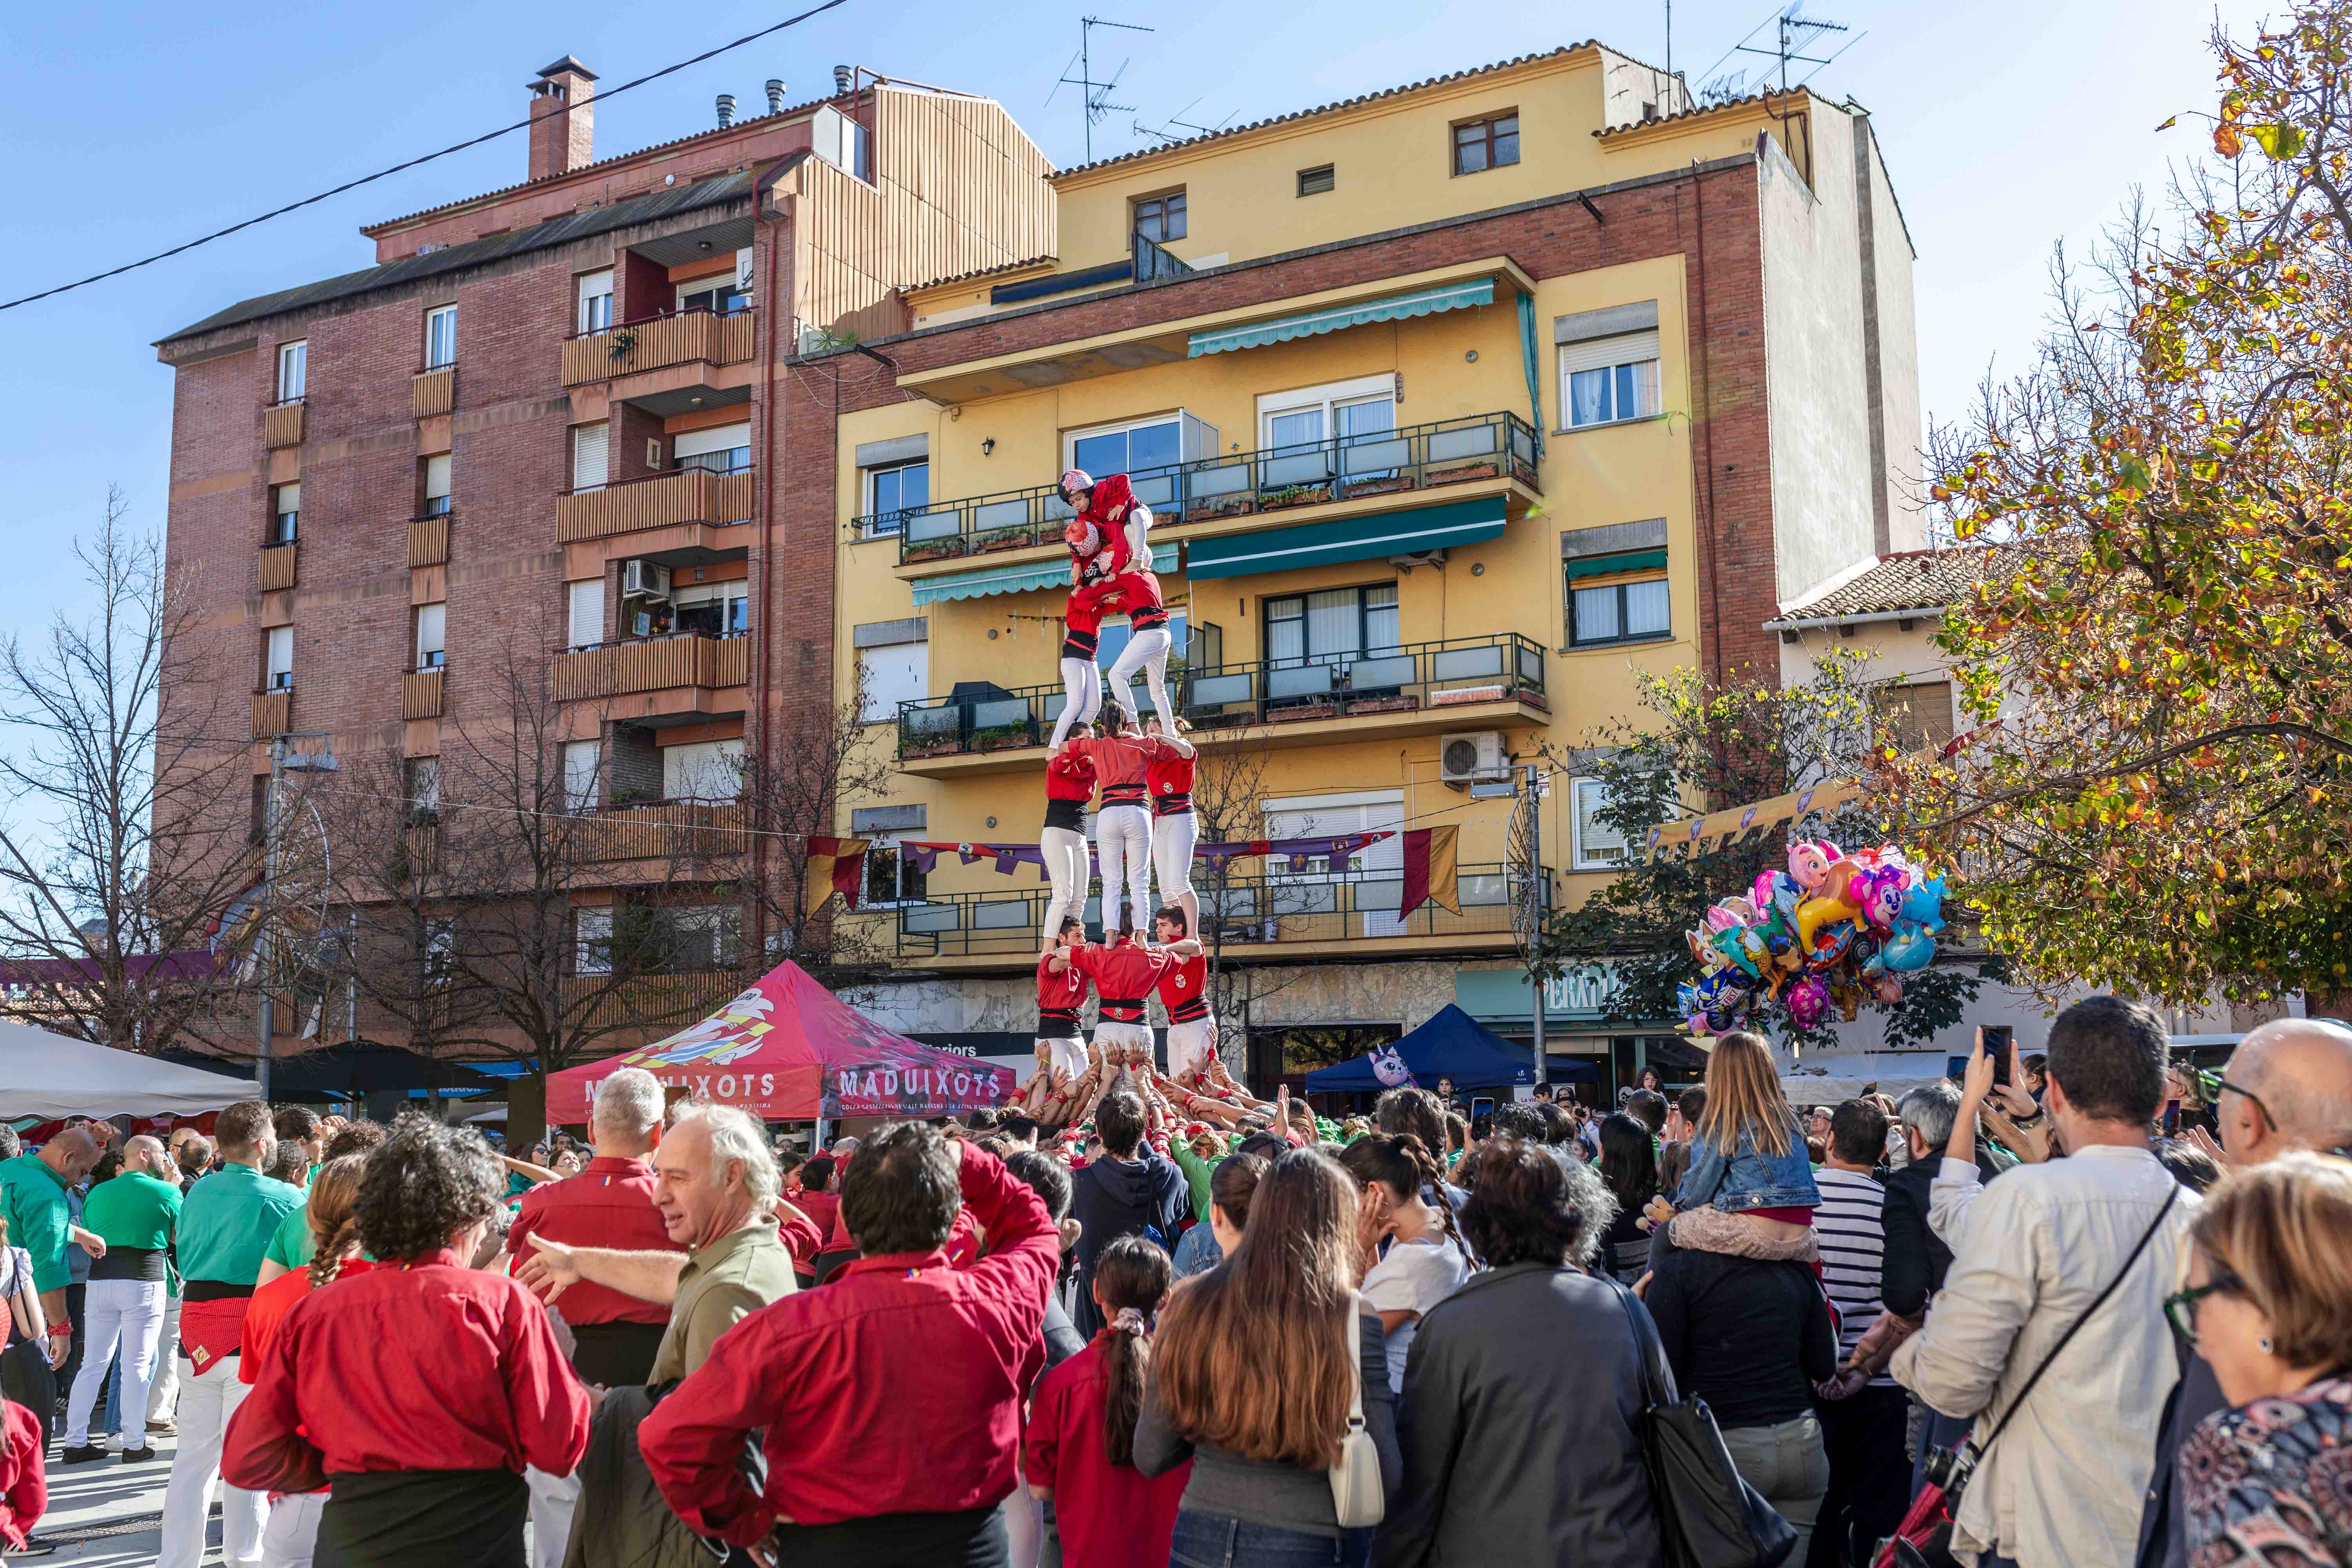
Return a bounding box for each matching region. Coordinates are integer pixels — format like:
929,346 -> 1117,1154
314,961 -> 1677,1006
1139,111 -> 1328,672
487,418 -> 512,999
1058,468 -> 1094,505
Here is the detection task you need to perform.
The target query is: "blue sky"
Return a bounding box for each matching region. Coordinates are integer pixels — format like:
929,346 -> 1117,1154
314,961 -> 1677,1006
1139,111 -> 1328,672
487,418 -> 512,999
0,0 -> 2270,626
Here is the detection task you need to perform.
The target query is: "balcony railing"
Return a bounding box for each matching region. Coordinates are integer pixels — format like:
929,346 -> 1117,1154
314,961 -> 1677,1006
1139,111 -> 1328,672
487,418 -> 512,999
886,862 -> 1550,958
560,969 -> 744,1031
556,468 -> 755,544
259,544 -> 298,592
264,400 -> 305,449
896,632 -> 1548,760
408,515 -> 450,568
401,668 -> 445,720
566,799 -> 749,862
871,410 -> 1540,563
552,631 -> 750,702
412,365 -> 456,419
251,688 -> 290,740
561,307 -> 759,387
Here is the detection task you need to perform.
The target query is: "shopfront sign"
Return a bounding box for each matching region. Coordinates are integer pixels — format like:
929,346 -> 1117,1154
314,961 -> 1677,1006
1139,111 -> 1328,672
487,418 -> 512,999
1454,964 -> 1623,1023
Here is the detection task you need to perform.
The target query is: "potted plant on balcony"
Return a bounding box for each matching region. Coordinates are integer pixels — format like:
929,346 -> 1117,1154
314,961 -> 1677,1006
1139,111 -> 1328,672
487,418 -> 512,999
1196,494 -> 1257,520
1261,483 -> 1334,512
1424,458 -> 1501,486
1345,693 -> 1421,715
1267,697 -> 1341,724
902,536 -> 969,564
972,722 -> 1036,754
972,523 -> 1037,555
607,327 -> 638,361
1346,474 -> 1417,499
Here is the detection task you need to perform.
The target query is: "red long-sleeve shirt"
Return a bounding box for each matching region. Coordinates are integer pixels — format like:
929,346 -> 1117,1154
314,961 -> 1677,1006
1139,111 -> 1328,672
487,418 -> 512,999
824,1201 -> 981,1264
791,1188 -> 840,1241
1023,1336 -> 1190,1568
1070,939 -> 1180,1023
775,1205 -> 824,1267
637,1140 -> 1058,1543
1065,735 -> 1155,807
221,1251 -> 591,1492
1145,742 -> 1194,815
1155,950 -> 1209,1023
0,1400 -> 43,1552
1038,949 -> 1089,1035
505,1156 -> 682,1328
1045,749 -> 1098,803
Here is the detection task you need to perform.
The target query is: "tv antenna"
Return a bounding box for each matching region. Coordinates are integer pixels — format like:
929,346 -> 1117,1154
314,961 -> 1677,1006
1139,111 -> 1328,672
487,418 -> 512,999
1695,3 -> 1864,105
1134,97 -> 1235,145
1048,16 -> 1153,162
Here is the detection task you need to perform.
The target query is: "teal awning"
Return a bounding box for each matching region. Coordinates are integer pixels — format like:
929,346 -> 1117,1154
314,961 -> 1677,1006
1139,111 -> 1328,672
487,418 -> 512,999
1188,279 -> 1497,358
1562,547 -> 1668,581
1186,497 -> 1506,581
912,543 -> 1176,605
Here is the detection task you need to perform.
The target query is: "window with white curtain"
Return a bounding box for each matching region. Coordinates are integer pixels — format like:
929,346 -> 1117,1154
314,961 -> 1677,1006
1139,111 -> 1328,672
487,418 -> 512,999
858,642 -> 928,723
570,423 -> 609,493
276,341 -> 306,402
576,269 -> 614,333
561,740 -> 601,811
407,757 -> 441,819
270,483 -> 300,545
424,305 -> 457,369
1569,577 -> 1671,648
1257,374 -> 1398,455
566,579 -> 606,650
661,906 -> 740,971
1264,584 -> 1399,668
673,422 -> 751,475
413,604 -> 446,670
662,738 -> 744,801
423,454 -> 452,517
264,626 -> 294,690
1571,777 -> 1630,869
1262,789 -> 1408,936
573,906 -> 614,975
1561,331 -> 1662,428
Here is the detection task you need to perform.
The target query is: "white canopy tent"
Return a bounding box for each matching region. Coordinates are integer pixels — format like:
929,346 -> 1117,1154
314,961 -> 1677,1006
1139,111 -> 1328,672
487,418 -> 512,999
2,1025 -> 258,1119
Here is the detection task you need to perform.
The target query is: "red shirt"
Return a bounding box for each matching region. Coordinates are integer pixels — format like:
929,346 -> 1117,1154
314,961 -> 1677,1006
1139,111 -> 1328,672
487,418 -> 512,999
1066,735 -> 1154,806
1071,940 -> 1179,1021
239,1259 -> 379,1385
221,1251 -> 591,1491
825,1201 -> 981,1265
506,1156 -> 681,1327
637,1141 -> 1058,1541
0,1400 -> 43,1552
1046,749 -> 1098,803
1038,950 -> 1088,1029
1145,740 -> 1194,813
792,1189 -> 841,1242
1155,951 -> 1209,1023
1023,1336 -> 1190,1568
1067,474 -> 1140,576
775,1206 -> 824,1267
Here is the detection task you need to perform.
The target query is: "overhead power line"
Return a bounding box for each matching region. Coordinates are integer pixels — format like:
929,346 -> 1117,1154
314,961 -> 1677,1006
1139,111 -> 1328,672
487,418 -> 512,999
0,0 -> 857,314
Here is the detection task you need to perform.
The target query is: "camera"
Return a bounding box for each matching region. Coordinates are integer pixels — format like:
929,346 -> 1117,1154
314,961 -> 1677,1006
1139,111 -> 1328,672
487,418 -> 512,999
1921,1442 -> 1976,1494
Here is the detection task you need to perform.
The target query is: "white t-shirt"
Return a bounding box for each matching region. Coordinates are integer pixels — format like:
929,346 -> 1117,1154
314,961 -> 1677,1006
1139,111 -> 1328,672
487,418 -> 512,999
1361,1232 -> 1472,1392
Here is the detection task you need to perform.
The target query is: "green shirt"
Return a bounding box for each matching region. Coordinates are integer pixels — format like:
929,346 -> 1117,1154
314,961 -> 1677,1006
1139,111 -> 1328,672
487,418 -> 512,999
83,1171 -> 182,1251
1170,1138 -> 1216,1225
0,1154 -> 71,1293
176,1163 -> 304,1287
650,1221 -> 799,1383
263,1203 -> 316,1270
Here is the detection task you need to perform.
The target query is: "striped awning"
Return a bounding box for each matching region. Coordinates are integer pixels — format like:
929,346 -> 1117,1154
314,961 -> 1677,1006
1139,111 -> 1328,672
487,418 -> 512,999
1187,279 -> 1497,358
1186,497 -> 1506,581
912,543 -> 1177,605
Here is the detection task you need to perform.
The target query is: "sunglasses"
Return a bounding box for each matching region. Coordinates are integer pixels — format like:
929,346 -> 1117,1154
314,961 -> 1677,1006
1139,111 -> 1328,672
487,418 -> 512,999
2163,1267 -> 2244,1348
2196,1067 -> 2275,1130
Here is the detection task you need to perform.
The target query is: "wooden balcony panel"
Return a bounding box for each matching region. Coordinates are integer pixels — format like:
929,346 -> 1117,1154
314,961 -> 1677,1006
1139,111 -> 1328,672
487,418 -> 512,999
412,366 -> 456,419
554,635 -> 748,701
561,969 -> 742,1030
400,821 -> 439,877
561,310 -> 755,387
717,470 -> 754,522
408,516 -> 449,568
258,544 -> 298,592
717,310 -> 757,363
569,801 -> 748,862
250,690 -> 290,740
706,635 -> 750,687
263,401 -> 305,449
400,668 -> 445,720
555,470 -> 733,543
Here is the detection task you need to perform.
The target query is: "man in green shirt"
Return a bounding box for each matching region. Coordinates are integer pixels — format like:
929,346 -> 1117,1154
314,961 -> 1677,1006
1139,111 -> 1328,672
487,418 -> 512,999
61,1136 -> 182,1461
0,1125 -> 101,1370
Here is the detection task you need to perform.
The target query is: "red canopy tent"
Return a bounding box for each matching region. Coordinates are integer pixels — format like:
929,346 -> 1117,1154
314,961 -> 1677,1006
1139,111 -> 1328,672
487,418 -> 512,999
545,960 -> 1014,1124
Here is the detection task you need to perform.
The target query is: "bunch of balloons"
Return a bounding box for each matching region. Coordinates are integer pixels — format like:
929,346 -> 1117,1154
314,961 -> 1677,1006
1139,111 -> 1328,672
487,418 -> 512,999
1675,840 -> 1946,1036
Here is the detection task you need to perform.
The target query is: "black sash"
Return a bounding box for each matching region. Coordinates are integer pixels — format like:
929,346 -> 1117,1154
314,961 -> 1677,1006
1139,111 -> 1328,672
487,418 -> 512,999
767,1504 -> 1007,1568
318,1468 -> 528,1568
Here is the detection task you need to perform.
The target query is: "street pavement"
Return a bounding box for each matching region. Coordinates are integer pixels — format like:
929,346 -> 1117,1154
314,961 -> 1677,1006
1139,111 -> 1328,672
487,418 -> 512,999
23,1429 -> 179,1563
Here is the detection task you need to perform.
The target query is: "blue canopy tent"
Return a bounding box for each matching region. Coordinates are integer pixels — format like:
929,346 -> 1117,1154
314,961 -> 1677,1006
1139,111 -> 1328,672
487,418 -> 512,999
1305,1004 -> 1600,1094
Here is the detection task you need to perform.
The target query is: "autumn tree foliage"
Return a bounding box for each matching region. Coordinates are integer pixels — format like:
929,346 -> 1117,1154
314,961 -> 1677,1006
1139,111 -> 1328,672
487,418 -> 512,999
1886,4 -> 2352,1006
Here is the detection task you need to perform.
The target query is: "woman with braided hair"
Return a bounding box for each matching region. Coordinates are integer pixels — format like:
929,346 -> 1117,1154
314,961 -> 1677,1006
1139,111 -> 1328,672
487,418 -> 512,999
1338,1132 -> 1472,1394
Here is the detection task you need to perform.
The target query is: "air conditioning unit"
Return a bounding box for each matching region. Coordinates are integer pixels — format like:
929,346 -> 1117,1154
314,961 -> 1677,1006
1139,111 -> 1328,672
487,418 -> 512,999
1438,731 -> 1508,786
621,560 -> 672,601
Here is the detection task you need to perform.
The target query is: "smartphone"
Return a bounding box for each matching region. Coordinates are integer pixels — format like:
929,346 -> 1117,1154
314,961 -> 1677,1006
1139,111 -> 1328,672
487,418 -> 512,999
1981,1026 -> 2014,1088
1470,1096 -> 1496,1140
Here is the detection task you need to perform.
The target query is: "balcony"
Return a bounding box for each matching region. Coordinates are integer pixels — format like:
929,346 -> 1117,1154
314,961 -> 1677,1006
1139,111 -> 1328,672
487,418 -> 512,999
562,307 -> 759,388
560,969 -> 744,1031
552,632 -> 750,702
566,799 -> 748,862
264,400 -> 304,449
886,862 -> 1549,962
895,632 -> 1549,777
408,515 -> 449,568
412,365 -> 455,419
251,688 -> 290,740
868,411 -> 1540,569
556,468 -> 755,545
400,668 -> 445,720
259,543 -> 298,592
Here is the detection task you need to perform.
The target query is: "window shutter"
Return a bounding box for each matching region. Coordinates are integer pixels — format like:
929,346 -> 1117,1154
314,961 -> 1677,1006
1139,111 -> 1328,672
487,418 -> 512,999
576,270 -> 614,332
414,604 -> 446,661
425,455 -> 452,502
1558,330 -> 1660,377
672,423 -> 752,460
276,482 -> 300,514
567,579 -> 606,648
571,423 -> 609,493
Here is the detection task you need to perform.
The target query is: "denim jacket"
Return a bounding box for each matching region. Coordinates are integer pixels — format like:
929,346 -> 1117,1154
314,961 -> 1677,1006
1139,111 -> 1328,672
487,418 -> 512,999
1673,1114 -> 1820,1212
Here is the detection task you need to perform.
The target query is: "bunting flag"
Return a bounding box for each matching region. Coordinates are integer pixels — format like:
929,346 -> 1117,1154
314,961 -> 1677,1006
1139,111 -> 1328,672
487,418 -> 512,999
903,842 -> 1056,880
803,837 -> 868,916
1398,825 -> 1460,918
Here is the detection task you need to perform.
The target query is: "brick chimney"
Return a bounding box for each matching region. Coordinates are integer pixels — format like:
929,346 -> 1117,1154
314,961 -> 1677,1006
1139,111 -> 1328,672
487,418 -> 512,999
527,56 -> 598,182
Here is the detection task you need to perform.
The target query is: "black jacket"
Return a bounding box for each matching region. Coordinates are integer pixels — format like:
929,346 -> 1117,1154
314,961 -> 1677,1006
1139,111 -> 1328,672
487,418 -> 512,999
1376,1262 -> 1662,1568
2134,1352 -> 2221,1568
1880,1146 -> 2008,1317
1644,1247 -> 1837,1430
1067,1150 -> 1188,1338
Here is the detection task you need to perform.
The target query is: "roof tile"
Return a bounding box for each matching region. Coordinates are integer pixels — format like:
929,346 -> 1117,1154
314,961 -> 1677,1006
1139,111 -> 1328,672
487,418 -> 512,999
1769,544 -> 2024,623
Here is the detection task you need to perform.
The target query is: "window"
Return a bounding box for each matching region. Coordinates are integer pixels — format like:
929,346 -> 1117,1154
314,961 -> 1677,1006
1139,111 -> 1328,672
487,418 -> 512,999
423,920 -> 455,982
1067,416 -> 1181,485
863,839 -> 929,907
1297,164 -> 1336,197
573,906 -> 613,975
1265,585 -> 1400,668
863,459 -> 929,537
858,641 -> 928,723
662,738 -> 744,802
1097,610 -> 1191,680
263,626 -> 294,690
660,906 -> 739,971
1569,577 -> 1671,648
1258,375 -> 1397,473
566,579 -> 606,650
673,422 -> 751,475
1570,777 -> 1630,870
561,740 -> 601,811
673,581 -> 748,637
677,277 -> 751,316
1133,192 -> 1187,245
423,305 -> 457,370
1452,113 -> 1519,175
276,341 -> 307,403
1875,681 -> 1956,754
423,454 -> 452,518
1263,789 -> 1408,937
1561,332 -> 1662,428
270,483 -> 300,545
576,269 -> 614,334
407,757 -> 441,820
570,423 -> 610,493
414,603 -> 446,671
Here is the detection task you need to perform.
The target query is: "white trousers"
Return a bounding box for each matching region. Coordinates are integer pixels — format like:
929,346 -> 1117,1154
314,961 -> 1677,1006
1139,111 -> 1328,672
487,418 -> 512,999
1094,804 -> 1154,934
149,1295 -> 181,1420
159,1354 -> 268,1568
1105,626 -> 1175,733
1006,1454 -> 1044,1568
1151,809 -> 1199,906
1036,1036 -> 1088,1078
1049,658 -> 1103,749
261,1490 -> 325,1568
66,1276 -> 166,1446
1167,1019 -> 1216,1080
1093,1019 -> 1155,1062
526,1464 -> 579,1568
1040,825 -> 1093,941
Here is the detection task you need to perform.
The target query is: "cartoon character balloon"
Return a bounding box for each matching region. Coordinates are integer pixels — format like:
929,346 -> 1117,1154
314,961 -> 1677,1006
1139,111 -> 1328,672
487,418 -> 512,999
1682,845 -> 1944,1035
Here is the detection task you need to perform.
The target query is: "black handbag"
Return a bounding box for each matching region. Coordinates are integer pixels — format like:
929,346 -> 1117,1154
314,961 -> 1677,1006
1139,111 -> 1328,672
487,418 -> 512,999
1611,1279 -> 1798,1568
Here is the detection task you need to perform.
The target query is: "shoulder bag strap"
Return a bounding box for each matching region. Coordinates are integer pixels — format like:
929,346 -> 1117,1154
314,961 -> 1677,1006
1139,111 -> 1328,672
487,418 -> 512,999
1609,1276 -> 1670,1410
1968,1183 -> 2179,1459
1345,1290 -> 1367,1429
